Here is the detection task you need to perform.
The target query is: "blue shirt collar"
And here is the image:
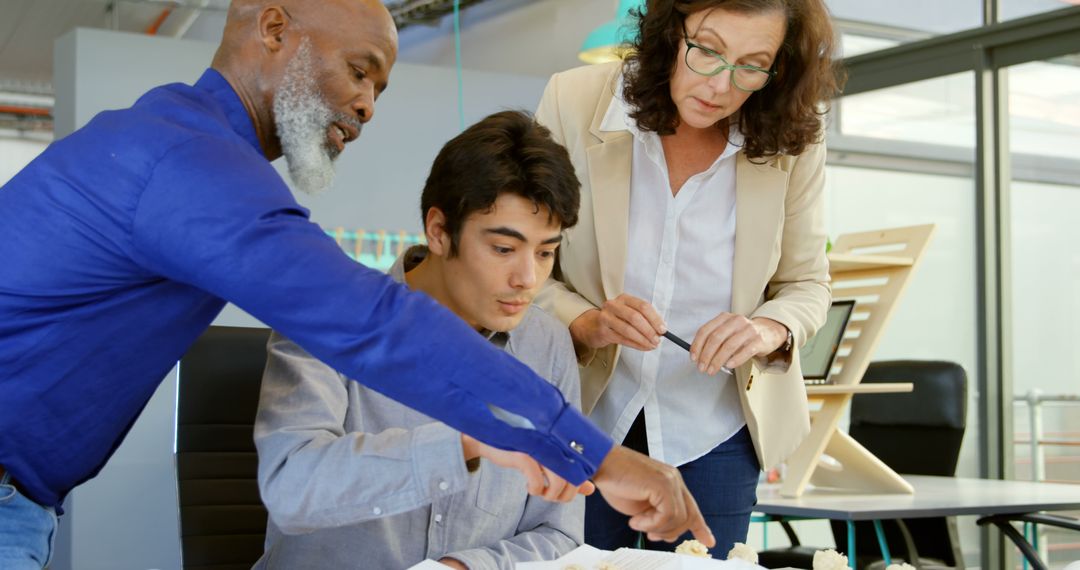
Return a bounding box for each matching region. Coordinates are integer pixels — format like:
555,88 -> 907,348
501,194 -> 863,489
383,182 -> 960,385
195,68 -> 265,158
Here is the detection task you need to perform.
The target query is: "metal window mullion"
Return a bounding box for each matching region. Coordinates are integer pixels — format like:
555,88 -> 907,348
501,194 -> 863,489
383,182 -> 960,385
984,0 -> 999,26
974,43 -> 1013,569
842,6 -> 1080,96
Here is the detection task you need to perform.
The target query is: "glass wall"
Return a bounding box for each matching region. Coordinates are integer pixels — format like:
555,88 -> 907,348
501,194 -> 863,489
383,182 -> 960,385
755,159 -> 983,558
839,73 -> 976,148
1008,53 -> 1080,566
751,5 -> 1080,568
1001,0 -> 1080,22
1008,56 -> 1080,160
824,167 -> 979,457
838,34 -> 898,58
826,0 -> 983,39
826,165 -> 984,568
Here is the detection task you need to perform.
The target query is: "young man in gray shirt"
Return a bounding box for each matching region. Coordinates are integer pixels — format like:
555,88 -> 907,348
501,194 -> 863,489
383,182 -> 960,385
253,110 -> 586,569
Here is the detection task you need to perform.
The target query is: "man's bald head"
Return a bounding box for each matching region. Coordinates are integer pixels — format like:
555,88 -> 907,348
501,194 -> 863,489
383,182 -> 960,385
210,0 -> 398,183
214,0 -> 396,69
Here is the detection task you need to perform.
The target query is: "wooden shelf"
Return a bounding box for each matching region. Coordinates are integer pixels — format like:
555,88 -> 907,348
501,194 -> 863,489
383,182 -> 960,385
781,224 -> 935,498
806,382 -> 913,396
827,253 -> 914,272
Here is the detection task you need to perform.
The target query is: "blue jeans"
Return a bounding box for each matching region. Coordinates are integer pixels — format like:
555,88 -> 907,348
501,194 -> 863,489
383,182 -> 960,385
0,472 -> 57,569
585,425 -> 760,557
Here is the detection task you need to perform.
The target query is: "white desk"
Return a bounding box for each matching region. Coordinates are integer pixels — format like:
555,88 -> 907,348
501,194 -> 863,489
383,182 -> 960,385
755,475 -> 1080,568
758,475 -> 1080,520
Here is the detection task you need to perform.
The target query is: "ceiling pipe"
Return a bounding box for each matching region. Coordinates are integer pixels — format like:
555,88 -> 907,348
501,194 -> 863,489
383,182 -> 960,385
164,0 -> 212,38
145,7 -> 174,35
0,105 -> 51,117
0,89 -> 54,116
382,0 -> 490,30
116,0 -> 493,32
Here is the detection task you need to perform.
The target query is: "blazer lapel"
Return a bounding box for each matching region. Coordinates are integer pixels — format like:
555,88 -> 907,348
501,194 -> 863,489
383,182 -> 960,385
586,137 -> 632,299
585,81 -> 632,300
732,153 -> 787,315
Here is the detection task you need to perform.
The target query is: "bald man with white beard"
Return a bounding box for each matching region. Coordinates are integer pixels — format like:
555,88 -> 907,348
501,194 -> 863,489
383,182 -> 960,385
0,2 -> 713,566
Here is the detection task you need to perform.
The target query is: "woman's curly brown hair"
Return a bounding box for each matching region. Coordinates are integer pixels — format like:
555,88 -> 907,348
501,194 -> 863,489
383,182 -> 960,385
622,0 -> 845,159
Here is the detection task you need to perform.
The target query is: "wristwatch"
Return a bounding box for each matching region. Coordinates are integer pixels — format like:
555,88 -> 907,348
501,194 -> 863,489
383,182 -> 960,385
781,328 -> 794,353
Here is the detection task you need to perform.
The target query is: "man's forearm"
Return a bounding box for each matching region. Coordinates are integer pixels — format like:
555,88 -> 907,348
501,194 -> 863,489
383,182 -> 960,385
149,201 -> 614,482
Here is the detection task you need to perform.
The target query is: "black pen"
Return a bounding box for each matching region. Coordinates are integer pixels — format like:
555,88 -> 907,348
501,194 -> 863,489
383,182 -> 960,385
662,330 -> 691,351
663,330 -> 732,374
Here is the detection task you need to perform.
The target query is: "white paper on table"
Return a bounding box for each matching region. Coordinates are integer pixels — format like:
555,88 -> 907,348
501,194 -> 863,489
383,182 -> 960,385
517,544 -> 608,569
515,544 -> 767,569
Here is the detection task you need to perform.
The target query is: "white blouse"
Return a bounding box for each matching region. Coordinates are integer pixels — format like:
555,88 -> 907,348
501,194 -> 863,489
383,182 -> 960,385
589,78 -> 746,467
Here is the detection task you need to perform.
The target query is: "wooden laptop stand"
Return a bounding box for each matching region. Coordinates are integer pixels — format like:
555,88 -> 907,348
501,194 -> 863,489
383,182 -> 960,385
781,224 -> 936,498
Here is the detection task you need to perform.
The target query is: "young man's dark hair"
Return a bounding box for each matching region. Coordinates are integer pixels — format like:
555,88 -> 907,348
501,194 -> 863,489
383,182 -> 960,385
419,110 -> 580,255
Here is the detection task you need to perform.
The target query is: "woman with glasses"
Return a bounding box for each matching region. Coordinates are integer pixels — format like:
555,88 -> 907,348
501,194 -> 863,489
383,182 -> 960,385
535,0 -> 844,556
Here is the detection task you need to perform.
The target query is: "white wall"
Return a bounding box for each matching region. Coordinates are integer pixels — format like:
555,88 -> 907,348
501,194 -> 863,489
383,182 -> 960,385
51,27 -> 546,570
0,135 -> 49,186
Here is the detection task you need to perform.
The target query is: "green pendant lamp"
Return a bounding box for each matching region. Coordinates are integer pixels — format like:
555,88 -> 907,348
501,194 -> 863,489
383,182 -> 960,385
578,0 -> 645,64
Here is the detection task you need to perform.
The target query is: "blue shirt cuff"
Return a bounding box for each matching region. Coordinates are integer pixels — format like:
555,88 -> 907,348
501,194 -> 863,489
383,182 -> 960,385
549,404 -> 614,480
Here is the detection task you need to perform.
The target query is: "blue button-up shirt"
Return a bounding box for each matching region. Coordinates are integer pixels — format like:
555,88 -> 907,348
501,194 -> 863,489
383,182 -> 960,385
0,69 -> 612,509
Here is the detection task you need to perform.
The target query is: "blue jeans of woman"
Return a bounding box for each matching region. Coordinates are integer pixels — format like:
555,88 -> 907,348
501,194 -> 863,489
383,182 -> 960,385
0,471 -> 57,569
585,420 -> 760,557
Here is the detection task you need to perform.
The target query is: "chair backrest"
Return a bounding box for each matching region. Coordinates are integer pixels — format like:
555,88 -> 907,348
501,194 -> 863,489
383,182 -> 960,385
176,326 -> 271,570
832,360 -> 968,567
851,360 -> 967,476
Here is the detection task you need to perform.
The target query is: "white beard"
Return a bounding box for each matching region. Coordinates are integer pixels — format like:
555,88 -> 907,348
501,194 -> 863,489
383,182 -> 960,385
273,39 -> 357,196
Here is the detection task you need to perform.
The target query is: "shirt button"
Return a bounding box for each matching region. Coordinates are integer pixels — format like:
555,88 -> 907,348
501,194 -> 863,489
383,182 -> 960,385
435,514 -> 444,523
570,441 -> 585,454
438,480 -> 450,491
373,507 -> 382,516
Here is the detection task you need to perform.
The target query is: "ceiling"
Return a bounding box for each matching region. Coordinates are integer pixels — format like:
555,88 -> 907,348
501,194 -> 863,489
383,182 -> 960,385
1,0 -> 1075,133
0,0 -> 608,133
0,0 -> 208,90
5,0 -> 1077,91
0,0 -> 509,91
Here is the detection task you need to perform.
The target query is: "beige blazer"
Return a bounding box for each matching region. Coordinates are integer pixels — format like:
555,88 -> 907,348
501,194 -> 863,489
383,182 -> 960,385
534,62 -> 831,469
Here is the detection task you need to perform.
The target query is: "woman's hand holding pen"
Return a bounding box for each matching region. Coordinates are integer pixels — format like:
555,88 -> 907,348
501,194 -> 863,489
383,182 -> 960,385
690,314 -> 788,375
568,294 -> 667,351
568,297 -> 788,377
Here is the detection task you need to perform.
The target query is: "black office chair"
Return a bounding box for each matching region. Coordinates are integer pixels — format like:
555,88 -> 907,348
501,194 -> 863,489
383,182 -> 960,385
760,360 -> 968,570
176,326 -> 271,570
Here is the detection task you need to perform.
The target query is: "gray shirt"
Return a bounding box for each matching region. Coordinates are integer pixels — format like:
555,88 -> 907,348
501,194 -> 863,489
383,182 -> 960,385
253,247 -> 584,569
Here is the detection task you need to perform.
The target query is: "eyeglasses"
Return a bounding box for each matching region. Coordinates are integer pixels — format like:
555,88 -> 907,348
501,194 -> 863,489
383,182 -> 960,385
682,34 -> 776,92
